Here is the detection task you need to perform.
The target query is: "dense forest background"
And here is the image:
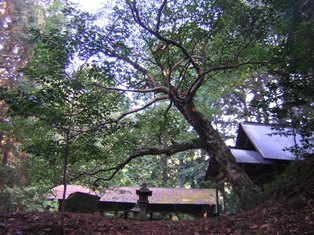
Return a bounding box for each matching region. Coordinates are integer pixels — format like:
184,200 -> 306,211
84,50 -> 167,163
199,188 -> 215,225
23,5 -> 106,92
0,0 -> 313,213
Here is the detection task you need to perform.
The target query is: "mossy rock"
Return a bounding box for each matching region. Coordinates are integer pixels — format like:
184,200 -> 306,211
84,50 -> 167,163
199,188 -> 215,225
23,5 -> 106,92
64,192 -> 100,213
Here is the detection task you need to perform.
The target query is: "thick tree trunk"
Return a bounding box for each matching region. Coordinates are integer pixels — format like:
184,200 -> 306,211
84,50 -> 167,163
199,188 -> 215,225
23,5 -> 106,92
172,95 -> 261,206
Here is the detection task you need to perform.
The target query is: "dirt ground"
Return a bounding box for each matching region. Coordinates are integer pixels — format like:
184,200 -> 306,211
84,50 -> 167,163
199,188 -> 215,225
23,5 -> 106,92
2,158 -> 314,234
0,196 -> 313,235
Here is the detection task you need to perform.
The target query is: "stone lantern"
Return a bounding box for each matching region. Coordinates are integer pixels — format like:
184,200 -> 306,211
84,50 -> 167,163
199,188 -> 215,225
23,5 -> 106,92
132,183 -> 152,220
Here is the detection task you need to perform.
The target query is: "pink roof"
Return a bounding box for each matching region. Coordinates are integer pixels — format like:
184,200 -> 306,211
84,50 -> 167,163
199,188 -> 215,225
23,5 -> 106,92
49,185 -> 216,205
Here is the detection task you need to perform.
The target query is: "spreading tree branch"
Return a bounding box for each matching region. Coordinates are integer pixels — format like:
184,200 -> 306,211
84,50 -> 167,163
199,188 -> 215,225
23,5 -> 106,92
65,95 -> 169,138
99,41 -> 169,94
156,0 -> 167,32
69,138 -> 203,184
88,84 -> 168,94
115,95 -> 168,121
125,0 -> 203,76
187,60 -> 267,97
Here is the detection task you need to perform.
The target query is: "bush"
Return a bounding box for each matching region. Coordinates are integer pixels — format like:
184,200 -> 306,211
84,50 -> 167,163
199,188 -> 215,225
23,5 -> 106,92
0,166 -> 58,212
263,156 -> 314,200
0,186 -> 58,212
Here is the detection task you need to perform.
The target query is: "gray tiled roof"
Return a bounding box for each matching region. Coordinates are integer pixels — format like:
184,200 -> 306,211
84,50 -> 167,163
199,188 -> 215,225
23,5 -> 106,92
231,149 -> 272,164
239,123 -> 307,160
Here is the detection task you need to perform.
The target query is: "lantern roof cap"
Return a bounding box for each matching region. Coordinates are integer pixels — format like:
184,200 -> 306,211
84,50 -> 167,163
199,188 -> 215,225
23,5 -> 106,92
136,183 -> 152,196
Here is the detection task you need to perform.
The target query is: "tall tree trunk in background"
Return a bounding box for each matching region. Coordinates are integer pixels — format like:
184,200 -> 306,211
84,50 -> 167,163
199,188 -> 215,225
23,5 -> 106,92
161,154 -> 168,187
2,138 -> 11,167
0,0 -> 46,168
61,132 -> 70,231
173,95 -> 261,206
0,133 -> 3,153
178,157 -> 184,188
240,89 -> 250,122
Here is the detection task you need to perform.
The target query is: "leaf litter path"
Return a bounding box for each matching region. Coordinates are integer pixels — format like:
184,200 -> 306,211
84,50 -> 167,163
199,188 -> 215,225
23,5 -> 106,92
0,197 -> 313,235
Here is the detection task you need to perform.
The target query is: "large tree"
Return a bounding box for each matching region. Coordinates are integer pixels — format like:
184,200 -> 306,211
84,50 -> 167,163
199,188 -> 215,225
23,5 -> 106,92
58,0 -> 279,204
0,0 -> 66,166
1,14 -> 128,223
0,0 -> 39,167
257,0 -> 314,156
1,0 -> 284,206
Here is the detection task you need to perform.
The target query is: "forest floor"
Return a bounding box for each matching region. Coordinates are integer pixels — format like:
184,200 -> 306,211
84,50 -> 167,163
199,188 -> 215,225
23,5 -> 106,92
0,197 -> 313,234
1,158 -> 314,234
0,195 -> 313,235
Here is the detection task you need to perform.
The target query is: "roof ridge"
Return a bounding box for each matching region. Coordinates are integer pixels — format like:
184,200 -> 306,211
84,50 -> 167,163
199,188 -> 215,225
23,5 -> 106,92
241,122 -> 274,126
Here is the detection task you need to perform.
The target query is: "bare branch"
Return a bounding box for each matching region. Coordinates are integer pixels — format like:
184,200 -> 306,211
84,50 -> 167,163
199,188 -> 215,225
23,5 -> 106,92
125,0 -> 203,75
67,95 -> 169,137
175,61 -> 191,91
203,61 -> 267,75
164,99 -> 173,117
88,83 -> 169,94
187,74 -> 205,98
187,61 -> 267,97
99,41 -> 168,93
115,95 -> 168,121
156,0 -> 167,32
69,138 -> 203,183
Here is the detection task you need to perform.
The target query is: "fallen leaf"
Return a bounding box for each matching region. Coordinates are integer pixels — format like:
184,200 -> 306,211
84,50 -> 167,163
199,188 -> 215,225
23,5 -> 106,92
260,224 -> 270,229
